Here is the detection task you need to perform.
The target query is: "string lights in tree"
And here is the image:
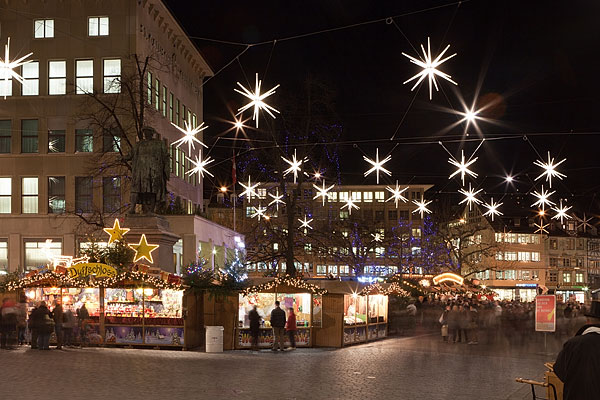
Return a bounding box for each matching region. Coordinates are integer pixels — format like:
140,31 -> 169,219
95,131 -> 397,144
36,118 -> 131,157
281,149 -> 307,184
412,196 -> 432,218
313,180 -> 334,206
551,199 -> 572,224
458,183 -> 483,211
171,121 -> 208,155
386,181 -> 409,208
363,148 -> 391,184
402,37 -> 457,100
235,73 -> 280,128
534,151 -> 566,188
186,149 -> 214,178
482,197 -> 503,221
531,185 -> 556,211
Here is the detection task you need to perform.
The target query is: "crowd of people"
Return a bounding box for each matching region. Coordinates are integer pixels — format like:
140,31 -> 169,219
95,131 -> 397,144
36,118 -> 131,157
0,297 -> 91,350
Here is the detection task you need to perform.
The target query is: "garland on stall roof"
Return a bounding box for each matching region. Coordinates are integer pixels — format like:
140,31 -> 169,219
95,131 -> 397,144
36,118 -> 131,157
99,271 -> 183,290
3,271 -> 88,291
359,282 -> 410,297
242,275 -> 327,296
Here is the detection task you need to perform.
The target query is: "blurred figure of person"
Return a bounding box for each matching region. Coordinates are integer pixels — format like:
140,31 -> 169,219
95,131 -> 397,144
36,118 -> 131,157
448,305 -> 460,344
406,301 -> 417,335
32,301 -> 53,350
29,302 -> 40,349
457,304 -> 469,344
285,307 -> 297,350
16,296 -> 27,345
62,308 -> 76,347
440,306 -> 450,342
270,301 -> 286,351
0,298 -> 17,349
77,303 -> 89,346
468,304 -> 479,345
553,301 -> 600,400
52,301 -> 63,350
248,305 -> 261,351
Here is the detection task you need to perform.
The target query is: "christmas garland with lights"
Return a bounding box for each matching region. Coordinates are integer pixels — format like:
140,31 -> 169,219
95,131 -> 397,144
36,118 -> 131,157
242,275 -> 327,296
359,282 -> 410,297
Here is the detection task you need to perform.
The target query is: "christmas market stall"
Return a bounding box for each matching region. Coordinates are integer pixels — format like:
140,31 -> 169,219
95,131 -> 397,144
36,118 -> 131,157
237,276 -> 327,349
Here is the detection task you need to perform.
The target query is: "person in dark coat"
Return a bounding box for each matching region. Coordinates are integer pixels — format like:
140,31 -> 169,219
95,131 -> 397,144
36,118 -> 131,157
553,301 -> 600,400
30,301 -> 52,350
0,298 -> 18,349
52,301 -> 63,350
447,305 -> 460,343
248,306 -> 261,351
269,301 -> 286,351
29,303 -> 40,349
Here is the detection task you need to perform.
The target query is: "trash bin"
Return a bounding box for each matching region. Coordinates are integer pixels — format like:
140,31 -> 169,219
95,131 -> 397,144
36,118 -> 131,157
205,326 -> 224,353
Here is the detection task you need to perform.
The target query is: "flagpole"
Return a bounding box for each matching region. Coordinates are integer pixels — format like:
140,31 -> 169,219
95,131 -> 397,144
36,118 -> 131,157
232,151 -> 236,233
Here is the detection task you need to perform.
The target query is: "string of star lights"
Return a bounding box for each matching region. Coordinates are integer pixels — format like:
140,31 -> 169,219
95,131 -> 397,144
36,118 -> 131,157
386,181 -> 409,208
298,215 -> 313,230
186,149 -> 215,178
171,121 -> 208,155
412,196 -> 432,218
129,234 -> 159,264
531,185 -> 556,211
575,213 -> 594,233
239,176 -> 259,200
281,149 -> 308,184
402,37 -> 457,100
371,233 -> 383,242
251,205 -> 267,220
534,221 -> 550,235
341,197 -> 360,215
242,275 -> 327,296
551,199 -> 572,225
313,180 -> 335,206
268,187 -> 285,210
363,148 -> 391,184
0,37 -> 33,88
482,197 -> 503,222
458,183 -> 483,211
534,151 -> 566,188
235,73 -> 280,128
448,149 -> 478,186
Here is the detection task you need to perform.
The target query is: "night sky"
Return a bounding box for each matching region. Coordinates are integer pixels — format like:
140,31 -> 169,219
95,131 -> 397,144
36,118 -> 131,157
164,0 -> 600,215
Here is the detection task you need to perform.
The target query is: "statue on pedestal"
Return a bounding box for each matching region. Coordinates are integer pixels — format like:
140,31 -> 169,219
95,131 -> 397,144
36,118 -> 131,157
128,126 -> 170,214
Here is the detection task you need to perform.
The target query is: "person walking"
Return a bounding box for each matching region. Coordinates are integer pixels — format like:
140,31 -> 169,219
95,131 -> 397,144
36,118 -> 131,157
77,304 -> 90,346
553,300 -> 600,400
248,305 -> 261,351
439,305 -> 450,342
285,307 -> 297,350
447,305 -> 460,343
270,301 -> 286,351
52,301 -> 63,350
62,308 -> 76,347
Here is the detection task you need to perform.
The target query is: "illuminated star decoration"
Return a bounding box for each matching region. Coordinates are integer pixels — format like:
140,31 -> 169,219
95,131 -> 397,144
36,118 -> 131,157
534,222 -> 549,235
103,219 -> 130,244
412,196 -> 432,218
239,176 -> 259,201
531,185 -> 556,211
171,121 -> 208,155
371,233 -> 383,243
298,215 -> 313,230
534,151 -> 566,188
235,73 -> 280,128
129,234 -> 159,264
281,149 -> 308,184
458,183 -> 483,211
402,37 -> 457,100
42,239 -> 89,268
313,180 -> 335,206
341,198 -> 360,215
459,106 -> 481,133
268,188 -> 285,211
551,199 -> 572,225
482,197 -> 503,222
575,213 -> 594,233
186,149 -> 214,178
251,205 -> 267,221
363,148 -> 391,184
385,181 -> 408,208
0,37 -> 33,87
448,149 -> 478,186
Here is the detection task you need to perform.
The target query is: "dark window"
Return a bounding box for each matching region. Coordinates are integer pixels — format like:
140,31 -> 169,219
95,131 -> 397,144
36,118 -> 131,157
48,176 -> 65,213
400,210 -> 409,220
48,130 -> 65,153
0,120 -> 10,153
76,129 -> 93,152
21,119 -> 38,153
75,177 -> 93,213
375,210 -> 385,222
103,177 -> 120,213
388,210 -> 398,221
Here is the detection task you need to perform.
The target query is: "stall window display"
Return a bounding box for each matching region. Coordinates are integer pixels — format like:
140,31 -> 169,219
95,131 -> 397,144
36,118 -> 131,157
343,294 -> 388,345
344,294 -> 367,325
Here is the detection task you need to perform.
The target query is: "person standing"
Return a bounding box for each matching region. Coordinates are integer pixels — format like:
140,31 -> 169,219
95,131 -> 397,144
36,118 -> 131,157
468,304 -> 479,345
457,304 -> 470,344
285,307 -> 297,350
16,297 -> 27,346
52,301 -> 63,350
447,305 -> 460,343
0,298 -> 17,349
553,301 -> 600,400
32,301 -> 52,350
29,303 -> 40,349
77,304 -> 90,346
248,306 -> 261,351
270,301 -> 286,351
62,308 -> 76,347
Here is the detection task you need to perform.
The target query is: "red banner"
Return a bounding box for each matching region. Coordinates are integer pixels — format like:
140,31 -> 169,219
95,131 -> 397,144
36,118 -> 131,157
535,295 -> 556,332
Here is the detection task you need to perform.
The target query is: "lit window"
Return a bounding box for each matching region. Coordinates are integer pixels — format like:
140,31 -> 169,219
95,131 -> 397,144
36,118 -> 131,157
75,60 -> 94,94
48,60 -> 66,95
48,130 -> 65,153
169,92 -> 174,122
25,240 -> 61,271
103,129 -> 121,153
245,206 -> 253,217
75,177 -> 93,213
22,177 -> 38,214
34,19 -> 54,38
88,16 -> 109,36
76,129 -> 93,152
351,192 -> 361,202
363,192 -> 373,203
563,273 -> 571,283
176,99 -> 180,126
162,86 -> 167,117
0,240 -> 7,273
0,66 -> 12,97
48,176 -> 65,214
22,62 -> 39,96
316,265 -> 326,275
374,191 -> 385,202
575,273 -> 584,283
147,71 -> 152,104
338,192 -> 348,202
531,252 -> 540,262
21,119 -> 38,153
0,120 -> 11,153
0,178 -> 11,213
154,78 -> 160,110
103,59 -> 121,93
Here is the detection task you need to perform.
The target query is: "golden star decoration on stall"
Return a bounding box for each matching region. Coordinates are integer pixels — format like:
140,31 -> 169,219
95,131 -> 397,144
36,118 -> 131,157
129,234 -> 159,263
103,219 -> 130,244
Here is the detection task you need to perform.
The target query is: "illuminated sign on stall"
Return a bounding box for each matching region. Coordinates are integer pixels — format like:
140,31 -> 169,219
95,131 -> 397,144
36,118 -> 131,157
68,263 -> 117,279
432,272 -> 464,286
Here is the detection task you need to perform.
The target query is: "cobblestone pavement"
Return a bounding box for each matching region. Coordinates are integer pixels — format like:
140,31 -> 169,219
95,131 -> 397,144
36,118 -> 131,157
1,333 -> 559,400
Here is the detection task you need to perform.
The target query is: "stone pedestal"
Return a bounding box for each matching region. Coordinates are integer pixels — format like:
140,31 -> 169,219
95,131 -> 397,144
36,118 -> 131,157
125,215 -> 180,273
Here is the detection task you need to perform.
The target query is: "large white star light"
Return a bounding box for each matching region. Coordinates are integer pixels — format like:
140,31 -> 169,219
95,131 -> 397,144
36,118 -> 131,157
575,213 -> 594,233
363,148 -> 391,184
313,180 -> 334,206
250,205 -> 267,221
235,73 -> 280,128
268,188 -> 285,211
341,198 -> 360,215
551,199 -> 572,225
531,185 -> 556,211
402,37 -> 457,100
371,233 -> 383,243
171,121 -> 208,155
534,151 -> 566,188
298,215 -> 313,230
281,149 -> 308,184
448,149 -> 478,186
239,176 -> 259,200
483,197 -> 503,222
385,181 -> 409,208
0,37 -> 33,86
534,221 -> 549,235
186,149 -> 214,178
412,197 -> 432,218
458,183 -> 483,211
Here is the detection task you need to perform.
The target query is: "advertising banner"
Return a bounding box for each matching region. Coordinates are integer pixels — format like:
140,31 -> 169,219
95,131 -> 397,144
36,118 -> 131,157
535,295 -> 556,332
